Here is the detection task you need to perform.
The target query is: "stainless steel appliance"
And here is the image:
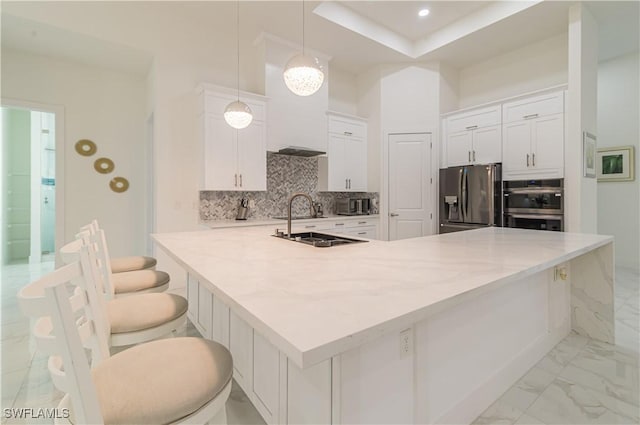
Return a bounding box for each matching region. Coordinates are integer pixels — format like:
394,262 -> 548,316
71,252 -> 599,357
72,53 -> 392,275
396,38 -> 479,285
504,179 -> 563,231
336,198 -> 371,216
439,164 -> 502,233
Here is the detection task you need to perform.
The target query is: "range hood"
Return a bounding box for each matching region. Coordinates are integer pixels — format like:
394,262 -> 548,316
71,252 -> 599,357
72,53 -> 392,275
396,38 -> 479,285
276,146 -> 326,157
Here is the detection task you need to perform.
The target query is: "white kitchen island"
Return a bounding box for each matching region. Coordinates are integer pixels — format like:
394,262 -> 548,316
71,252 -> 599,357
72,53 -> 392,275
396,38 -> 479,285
153,227 -> 614,425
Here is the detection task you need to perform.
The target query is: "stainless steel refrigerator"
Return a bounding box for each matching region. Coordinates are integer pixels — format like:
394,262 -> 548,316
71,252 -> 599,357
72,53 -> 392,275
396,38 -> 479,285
439,164 -> 502,233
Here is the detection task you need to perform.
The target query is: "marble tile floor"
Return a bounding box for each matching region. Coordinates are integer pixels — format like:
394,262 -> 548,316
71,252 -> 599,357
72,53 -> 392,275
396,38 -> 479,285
1,261 -> 638,425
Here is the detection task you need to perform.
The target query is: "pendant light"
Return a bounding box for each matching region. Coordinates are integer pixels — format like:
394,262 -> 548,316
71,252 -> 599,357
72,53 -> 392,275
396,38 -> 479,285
224,0 -> 253,129
283,0 -> 324,97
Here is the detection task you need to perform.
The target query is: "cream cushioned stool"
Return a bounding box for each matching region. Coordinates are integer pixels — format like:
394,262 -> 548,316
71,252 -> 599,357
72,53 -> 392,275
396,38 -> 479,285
110,255 -> 157,274
112,269 -> 171,295
61,237 -> 187,349
17,243 -> 232,425
83,219 -> 158,274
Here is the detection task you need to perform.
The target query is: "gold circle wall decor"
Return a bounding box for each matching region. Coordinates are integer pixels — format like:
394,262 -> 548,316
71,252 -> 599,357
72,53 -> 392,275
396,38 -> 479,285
94,157 -> 115,174
75,139 -> 97,156
109,177 -> 129,193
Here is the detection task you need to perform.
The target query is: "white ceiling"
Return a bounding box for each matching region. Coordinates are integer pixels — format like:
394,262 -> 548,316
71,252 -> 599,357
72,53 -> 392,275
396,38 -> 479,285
1,1 -> 637,77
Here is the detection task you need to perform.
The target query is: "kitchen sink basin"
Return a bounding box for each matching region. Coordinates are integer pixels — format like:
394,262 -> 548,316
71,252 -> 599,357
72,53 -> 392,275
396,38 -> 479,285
273,231 -> 368,248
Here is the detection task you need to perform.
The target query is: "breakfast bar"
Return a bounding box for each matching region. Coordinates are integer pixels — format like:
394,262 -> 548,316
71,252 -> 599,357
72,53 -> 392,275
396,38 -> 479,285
153,227 -> 614,424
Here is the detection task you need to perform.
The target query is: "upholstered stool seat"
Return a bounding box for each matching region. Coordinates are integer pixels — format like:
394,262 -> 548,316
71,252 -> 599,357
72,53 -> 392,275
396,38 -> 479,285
78,337 -> 232,425
110,255 -> 157,273
112,270 -> 170,295
107,293 -> 187,334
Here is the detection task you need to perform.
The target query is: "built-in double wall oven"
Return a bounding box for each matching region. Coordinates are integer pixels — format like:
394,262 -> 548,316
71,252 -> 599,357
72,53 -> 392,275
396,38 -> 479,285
504,179 -> 564,232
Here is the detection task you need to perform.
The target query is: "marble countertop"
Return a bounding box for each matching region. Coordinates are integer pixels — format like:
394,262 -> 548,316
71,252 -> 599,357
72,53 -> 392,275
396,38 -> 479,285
152,227 -> 612,368
201,214 -> 380,229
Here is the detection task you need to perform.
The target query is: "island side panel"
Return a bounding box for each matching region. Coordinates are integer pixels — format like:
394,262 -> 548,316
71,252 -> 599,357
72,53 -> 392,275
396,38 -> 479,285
570,242 -> 615,343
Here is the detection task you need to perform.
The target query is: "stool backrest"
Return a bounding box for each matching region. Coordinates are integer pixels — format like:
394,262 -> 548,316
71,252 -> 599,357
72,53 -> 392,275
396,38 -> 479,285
17,243 -> 107,424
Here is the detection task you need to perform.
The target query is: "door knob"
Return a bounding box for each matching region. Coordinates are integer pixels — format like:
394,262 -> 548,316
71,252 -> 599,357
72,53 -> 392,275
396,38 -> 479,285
390,212 -> 399,217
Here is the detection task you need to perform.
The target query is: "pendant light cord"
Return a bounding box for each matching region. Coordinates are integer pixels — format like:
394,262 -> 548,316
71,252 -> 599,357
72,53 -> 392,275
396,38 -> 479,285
237,0 -> 240,101
302,0 -> 305,56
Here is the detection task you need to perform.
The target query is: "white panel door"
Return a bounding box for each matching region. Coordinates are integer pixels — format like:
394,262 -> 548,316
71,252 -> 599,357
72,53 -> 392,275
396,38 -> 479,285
472,125 -> 502,165
388,133 -> 432,241
446,130 -> 473,167
531,114 -> 564,174
345,136 -> 367,191
502,121 -> 531,175
328,134 -> 347,191
237,120 -> 266,191
204,113 -> 237,190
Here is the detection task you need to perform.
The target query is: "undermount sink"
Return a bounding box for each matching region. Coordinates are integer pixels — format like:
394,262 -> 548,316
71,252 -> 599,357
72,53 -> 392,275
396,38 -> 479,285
273,231 -> 368,248
272,216 -> 327,220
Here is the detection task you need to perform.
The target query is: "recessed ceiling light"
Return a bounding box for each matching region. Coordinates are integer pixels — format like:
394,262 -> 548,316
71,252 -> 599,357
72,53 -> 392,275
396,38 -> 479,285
418,8 -> 430,17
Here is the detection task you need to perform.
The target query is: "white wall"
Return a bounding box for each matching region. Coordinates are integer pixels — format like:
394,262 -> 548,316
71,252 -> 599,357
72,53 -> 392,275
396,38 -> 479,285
458,33 -> 568,108
597,51 -> 639,270
1,48 -> 147,257
357,67 -> 382,193
566,4 -> 599,234
329,66 -> 358,116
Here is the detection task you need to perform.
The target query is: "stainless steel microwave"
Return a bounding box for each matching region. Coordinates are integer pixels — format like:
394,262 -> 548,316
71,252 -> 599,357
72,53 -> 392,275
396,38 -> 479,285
336,198 -> 371,216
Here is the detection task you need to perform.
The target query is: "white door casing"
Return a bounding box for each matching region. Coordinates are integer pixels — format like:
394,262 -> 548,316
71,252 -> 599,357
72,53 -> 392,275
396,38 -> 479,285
387,133 -> 433,241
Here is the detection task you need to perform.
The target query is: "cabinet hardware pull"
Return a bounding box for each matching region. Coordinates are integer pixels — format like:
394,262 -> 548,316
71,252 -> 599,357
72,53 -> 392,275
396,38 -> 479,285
465,125 -> 478,130
335,223 -> 345,226
473,150 -> 476,162
348,179 -> 351,189
390,213 -> 399,217
345,179 -> 348,189
344,131 -> 352,136
358,221 -> 367,224
235,174 -> 238,186
358,232 -> 366,235
526,154 -> 530,167
523,114 -> 539,120
305,225 -> 316,229
532,153 -> 535,167
239,174 -> 243,187
468,151 -> 471,162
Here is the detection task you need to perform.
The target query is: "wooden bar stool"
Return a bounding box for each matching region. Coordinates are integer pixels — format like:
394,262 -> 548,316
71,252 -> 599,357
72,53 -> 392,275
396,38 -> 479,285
17,242 -> 232,424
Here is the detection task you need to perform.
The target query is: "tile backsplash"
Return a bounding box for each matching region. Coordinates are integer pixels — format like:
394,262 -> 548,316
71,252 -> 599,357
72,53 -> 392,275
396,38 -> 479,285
200,152 -> 379,220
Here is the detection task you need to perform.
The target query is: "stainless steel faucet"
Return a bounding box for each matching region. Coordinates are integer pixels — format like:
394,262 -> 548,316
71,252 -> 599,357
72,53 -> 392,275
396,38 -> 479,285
287,193 -> 316,237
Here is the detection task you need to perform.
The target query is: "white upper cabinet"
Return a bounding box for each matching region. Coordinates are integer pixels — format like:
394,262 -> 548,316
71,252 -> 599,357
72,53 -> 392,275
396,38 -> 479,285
502,91 -> 565,180
318,113 -> 367,192
199,86 -> 267,191
444,105 -> 502,167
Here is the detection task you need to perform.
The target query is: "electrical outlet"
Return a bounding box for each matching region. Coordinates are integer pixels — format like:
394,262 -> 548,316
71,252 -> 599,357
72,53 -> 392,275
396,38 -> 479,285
249,199 -> 256,208
399,328 -> 413,357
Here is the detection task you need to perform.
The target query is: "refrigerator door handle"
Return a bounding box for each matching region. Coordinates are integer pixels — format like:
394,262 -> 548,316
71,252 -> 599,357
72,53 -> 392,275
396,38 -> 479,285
462,168 -> 468,221
487,166 -> 495,225
458,168 -> 464,221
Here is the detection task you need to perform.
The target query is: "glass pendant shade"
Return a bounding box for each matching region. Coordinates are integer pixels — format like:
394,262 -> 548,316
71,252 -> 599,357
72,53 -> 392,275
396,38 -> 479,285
224,100 -> 253,129
283,54 -> 325,96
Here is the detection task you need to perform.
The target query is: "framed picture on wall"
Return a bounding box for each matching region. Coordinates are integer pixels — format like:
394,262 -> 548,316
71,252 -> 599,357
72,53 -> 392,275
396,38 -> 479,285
597,146 -> 635,182
583,132 -> 597,178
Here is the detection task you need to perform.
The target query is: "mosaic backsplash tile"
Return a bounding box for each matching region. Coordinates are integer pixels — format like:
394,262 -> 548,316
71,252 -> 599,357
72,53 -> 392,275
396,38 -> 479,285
200,152 -> 379,220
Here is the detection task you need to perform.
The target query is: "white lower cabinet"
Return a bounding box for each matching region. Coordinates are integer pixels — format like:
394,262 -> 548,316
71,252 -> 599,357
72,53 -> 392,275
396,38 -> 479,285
252,333 -> 281,424
229,311 -> 254,392
287,359 -> 332,425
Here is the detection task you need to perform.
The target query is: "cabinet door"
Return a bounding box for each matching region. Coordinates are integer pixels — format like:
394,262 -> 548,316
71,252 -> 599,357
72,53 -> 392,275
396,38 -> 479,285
446,130 -> 473,167
212,295 -> 230,349
502,121 -> 531,175
229,311 -> 254,393
197,282 -> 212,339
203,113 -> 237,190
252,333 -> 280,424
344,226 -> 377,240
237,120 -> 267,191
345,137 -> 367,191
531,114 -> 564,176
186,274 -> 198,323
472,125 -> 502,165
327,134 -> 347,191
